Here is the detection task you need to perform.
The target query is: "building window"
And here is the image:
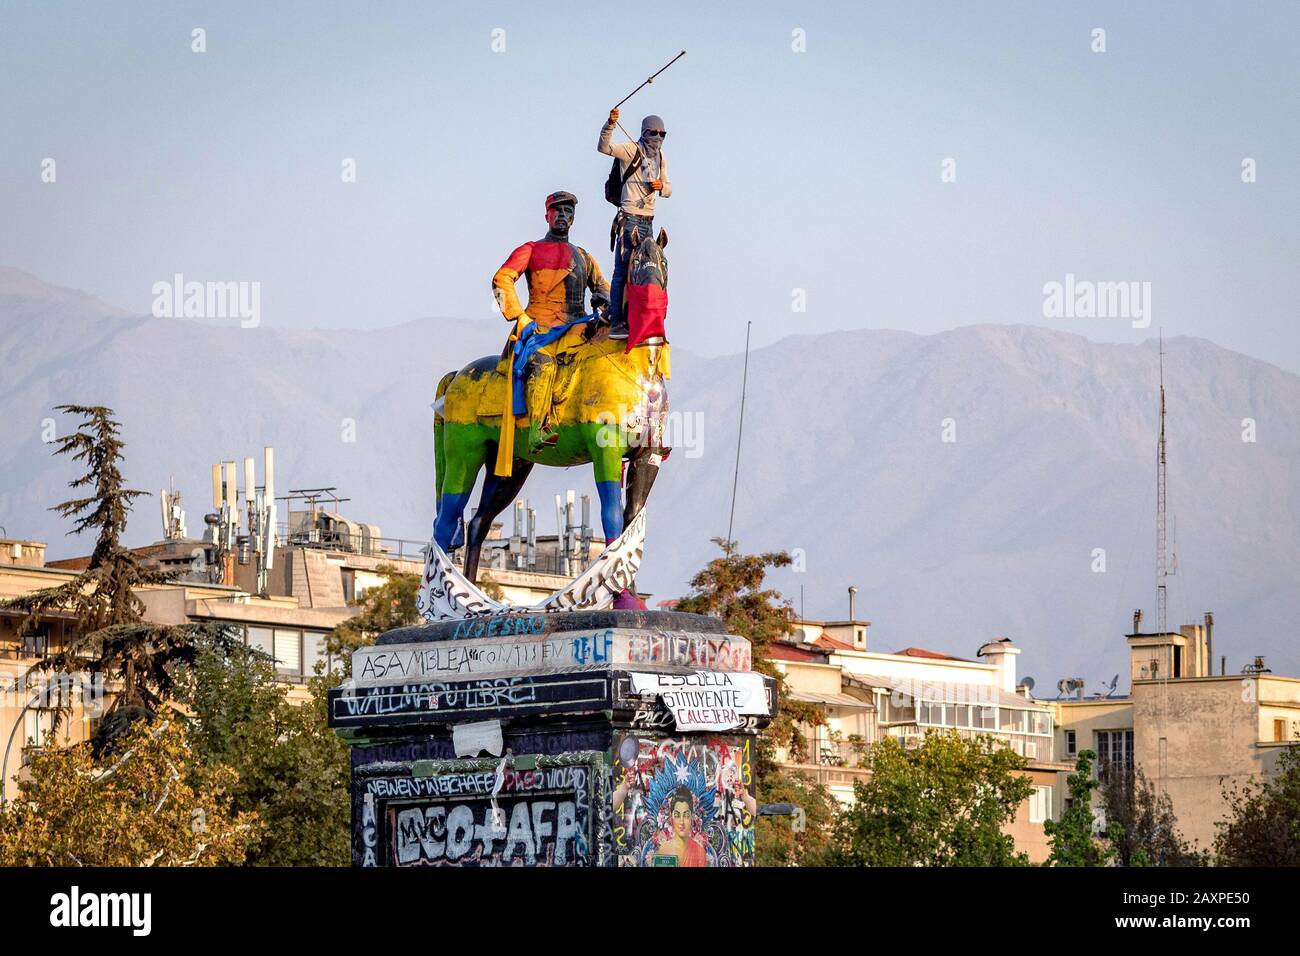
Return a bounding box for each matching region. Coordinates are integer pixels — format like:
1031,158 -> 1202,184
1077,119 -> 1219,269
273,628 -> 302,678
1000,708 -> 1028,733
1274,719 -> 1288,743
1029,785 -> 1051,824
247,626 -> 274,658
24,708 -> 65,749
24,708 -> 47,747
976,706 -> 997,730
885,695 -> 915,723
302,631 -> 337,678
1095,729 -> 1134,776
243,626 -> 332,682
1065,729 -> 1077,756
21,628 -> 50,659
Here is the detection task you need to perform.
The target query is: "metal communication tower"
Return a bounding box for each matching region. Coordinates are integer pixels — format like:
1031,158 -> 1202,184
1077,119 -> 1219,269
1156,335 -> 1169,637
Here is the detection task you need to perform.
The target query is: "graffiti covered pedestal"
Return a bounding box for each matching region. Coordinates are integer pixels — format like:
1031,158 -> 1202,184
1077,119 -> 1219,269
327,609 -> 776,867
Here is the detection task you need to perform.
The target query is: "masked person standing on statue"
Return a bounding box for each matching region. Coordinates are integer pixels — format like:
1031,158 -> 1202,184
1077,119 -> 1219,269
599,110 -> 672,336
492,191 -> 610,453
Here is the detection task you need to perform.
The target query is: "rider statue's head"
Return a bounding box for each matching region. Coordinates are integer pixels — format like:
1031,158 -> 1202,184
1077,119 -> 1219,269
544,191 -> 577,241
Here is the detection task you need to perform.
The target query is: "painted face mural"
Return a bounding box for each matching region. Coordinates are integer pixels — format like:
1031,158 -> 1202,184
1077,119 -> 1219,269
611,735 -> 756,867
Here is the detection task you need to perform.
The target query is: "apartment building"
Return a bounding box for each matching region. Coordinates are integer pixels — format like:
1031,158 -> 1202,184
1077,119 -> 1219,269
1052,614 -> 1300,852
0,533 -> 363,792
771,617 -> 1068,862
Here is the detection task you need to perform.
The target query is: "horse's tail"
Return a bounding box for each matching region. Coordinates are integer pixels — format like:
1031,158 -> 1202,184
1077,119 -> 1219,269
433,370 -> 457,505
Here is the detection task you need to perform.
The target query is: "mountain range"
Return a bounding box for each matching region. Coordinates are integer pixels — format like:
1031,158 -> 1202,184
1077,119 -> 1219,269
1,265 -> 1296,687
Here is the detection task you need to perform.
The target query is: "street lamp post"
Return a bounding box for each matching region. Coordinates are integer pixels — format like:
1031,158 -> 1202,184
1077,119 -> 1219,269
1,688 -> 50,803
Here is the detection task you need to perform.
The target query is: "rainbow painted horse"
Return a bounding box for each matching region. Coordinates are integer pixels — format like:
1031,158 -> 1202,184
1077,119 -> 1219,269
421,281 -> 670,618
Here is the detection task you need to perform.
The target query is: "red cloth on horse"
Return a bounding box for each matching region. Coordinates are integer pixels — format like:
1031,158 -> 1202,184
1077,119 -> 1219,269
625,283 -> 667,352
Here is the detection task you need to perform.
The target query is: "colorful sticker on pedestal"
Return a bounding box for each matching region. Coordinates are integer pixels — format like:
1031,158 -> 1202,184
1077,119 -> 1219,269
611,735 -> 756,867
628,670 -> 769,731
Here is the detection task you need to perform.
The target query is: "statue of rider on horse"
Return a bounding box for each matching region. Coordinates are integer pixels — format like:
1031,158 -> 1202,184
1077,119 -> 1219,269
419,105 -> 675,621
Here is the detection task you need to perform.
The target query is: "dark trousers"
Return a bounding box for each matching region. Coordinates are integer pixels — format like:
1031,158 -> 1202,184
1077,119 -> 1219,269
609,213 -> 654,334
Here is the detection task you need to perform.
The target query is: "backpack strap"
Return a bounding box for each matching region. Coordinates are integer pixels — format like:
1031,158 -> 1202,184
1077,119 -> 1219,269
621,146 -> 642,185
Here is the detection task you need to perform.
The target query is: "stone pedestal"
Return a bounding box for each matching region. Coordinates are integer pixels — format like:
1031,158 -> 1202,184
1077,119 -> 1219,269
328,609 -> 776,867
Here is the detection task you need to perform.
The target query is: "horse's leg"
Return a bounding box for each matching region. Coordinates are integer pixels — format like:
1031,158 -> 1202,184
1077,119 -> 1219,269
432,423 -> 490,553
463,454 -> 534,585
606,445 -> 666,610
580,422 -> 626,542
623,446 -> 665,525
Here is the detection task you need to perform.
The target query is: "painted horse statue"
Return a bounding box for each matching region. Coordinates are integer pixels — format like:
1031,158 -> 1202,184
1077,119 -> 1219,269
419,233 -> 670,621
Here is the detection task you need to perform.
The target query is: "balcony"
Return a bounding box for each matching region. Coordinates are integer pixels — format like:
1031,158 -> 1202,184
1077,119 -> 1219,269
777,734 -> 873,789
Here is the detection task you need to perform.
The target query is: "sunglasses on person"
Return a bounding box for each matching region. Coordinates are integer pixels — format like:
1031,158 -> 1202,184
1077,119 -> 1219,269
643,129 -> 667,138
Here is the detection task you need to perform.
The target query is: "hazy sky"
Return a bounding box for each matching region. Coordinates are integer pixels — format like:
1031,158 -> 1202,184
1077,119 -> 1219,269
2,1 -> 1297,368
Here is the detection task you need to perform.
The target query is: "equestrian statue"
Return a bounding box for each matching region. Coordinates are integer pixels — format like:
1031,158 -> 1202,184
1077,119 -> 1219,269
419,189 -> 670,621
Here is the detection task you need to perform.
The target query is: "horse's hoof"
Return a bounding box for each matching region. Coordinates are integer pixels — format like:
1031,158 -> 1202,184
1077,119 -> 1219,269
614,589 -> 645,610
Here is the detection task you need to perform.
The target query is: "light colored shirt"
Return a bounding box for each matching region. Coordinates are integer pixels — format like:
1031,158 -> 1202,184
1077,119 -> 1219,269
598,121 -> 672,217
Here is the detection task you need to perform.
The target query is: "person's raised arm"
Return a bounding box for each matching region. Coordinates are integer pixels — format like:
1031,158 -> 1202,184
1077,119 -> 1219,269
599,108 -> 639,163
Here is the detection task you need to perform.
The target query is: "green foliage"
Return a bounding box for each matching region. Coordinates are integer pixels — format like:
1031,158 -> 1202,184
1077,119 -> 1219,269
326,565 -> 421,673
1214,744 -> 1300,866
1044,750 -> 1113,866
0,406 -> 352,867
676,538 -> 820,773
0,406 -> 213,746
1100,766 -> 1202,866
825,730 -> 1033,866
676,537 -> 837,864
176,635 -> 351,866
754,769 -> 838,867
0,713 -> 258,867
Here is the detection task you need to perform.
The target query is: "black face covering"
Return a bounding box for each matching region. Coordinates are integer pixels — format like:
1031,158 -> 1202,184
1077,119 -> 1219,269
639,114 -> 665,158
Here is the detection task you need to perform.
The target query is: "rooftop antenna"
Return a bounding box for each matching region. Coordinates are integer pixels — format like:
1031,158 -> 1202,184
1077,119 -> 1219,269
160,476 -> 187,541
726,321 -> 752,547
1156,332 -> 1168,637
1154,334 -> 1172,794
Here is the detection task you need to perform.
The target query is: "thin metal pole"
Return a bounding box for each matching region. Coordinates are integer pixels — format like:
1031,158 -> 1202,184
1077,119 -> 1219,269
726,321 -> 752,546
1,690 -> 45,803
613,51 -> 687,110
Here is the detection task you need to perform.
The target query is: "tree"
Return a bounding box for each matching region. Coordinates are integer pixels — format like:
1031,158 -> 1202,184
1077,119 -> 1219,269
754,768 -> 838,867
0,712 -> 258,866
1,406 -> 216,745
675,538 -> 838,865
1215,745 -> 1300,866
825,730 -> 1033,866
177,634 -> 351,866
1044,750 -> 1113,866
326,564 -> 421,673
1100,766 -> 1201,866
676,538 -> 815,776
